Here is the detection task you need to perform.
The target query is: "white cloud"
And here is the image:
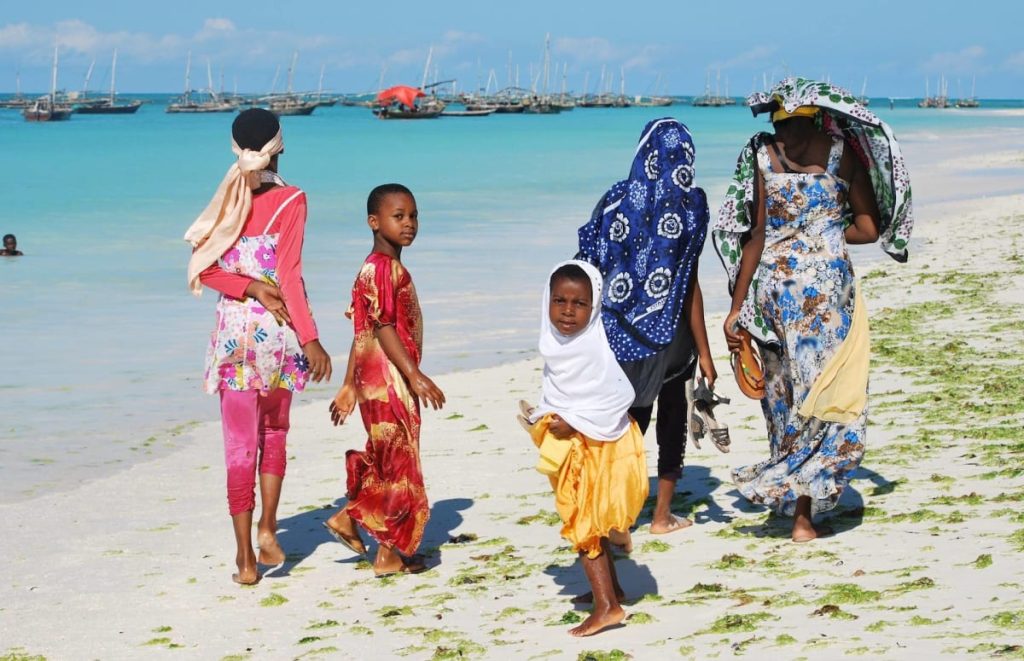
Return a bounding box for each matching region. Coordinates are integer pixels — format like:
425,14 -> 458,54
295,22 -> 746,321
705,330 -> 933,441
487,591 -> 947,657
709,45 -> 777,71
1004,51 -> 1024,72
553,36 -> 618,63
922,45 -> 987,75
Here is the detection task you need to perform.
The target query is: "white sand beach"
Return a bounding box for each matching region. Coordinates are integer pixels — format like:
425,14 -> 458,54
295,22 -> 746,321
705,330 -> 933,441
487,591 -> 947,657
3,130 -> 1024,660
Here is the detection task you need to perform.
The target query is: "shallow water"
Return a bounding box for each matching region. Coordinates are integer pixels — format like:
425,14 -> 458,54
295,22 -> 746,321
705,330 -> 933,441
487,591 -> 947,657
1,96 -> 1020,501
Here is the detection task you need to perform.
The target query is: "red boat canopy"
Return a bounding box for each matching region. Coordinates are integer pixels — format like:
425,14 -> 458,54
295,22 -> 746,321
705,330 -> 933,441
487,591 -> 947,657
376,85 -> 425,109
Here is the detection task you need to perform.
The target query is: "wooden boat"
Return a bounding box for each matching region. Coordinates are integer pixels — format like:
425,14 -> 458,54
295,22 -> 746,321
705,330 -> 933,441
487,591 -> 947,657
955,75 -> 980,108
373,106 -> 442,119
75,50 -> 142,114
0,73 -> 31,109
441,108 -> 496,117
167,54 -> 236,113
23,47 -> 72,122
265,53 -> 317,116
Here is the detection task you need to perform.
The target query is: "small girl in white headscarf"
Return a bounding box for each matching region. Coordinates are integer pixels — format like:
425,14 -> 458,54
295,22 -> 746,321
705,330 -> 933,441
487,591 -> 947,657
524,260 -> 649,637
185,108 -> 332,585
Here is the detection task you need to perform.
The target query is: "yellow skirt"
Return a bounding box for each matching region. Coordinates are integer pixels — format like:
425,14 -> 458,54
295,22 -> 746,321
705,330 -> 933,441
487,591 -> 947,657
529,414 -> 649,558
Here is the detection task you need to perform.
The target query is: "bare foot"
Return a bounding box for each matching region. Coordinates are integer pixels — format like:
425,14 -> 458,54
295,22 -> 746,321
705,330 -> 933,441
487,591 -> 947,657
569,605 -> 625,637
232,557 -> 260,585
256,530 -> 286,565
608,529 -> 633,553
571,588 -> 625,605
325,511 -> 367,556
792,523 -> 835,543
374,547 -> 427,577
650,514 -> 692,535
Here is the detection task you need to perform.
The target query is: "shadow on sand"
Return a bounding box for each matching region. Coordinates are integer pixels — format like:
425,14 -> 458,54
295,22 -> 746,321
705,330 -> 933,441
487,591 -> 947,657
266,496 -> 474,578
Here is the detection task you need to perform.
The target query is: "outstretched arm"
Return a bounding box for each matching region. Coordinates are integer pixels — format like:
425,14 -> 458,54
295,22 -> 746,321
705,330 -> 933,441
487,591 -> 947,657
329,340 -> 358,426
376,325 -> 446,410
724,169 -> 767,352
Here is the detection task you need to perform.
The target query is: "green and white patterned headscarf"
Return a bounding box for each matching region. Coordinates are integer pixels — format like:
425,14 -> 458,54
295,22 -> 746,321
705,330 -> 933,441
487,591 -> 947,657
713,77 -> 914,343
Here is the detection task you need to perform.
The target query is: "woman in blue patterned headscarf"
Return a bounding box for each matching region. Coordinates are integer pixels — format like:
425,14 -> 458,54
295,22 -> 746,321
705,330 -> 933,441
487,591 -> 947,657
577,117 -> 717,535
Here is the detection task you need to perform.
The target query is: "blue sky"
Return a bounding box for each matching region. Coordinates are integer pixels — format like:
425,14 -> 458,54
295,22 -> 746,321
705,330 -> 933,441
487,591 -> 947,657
2,1 -> 1022,97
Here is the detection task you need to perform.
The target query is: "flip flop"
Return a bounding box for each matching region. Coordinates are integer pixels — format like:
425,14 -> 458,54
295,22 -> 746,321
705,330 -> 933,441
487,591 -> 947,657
685,377 -> 704,450
731,328 -> 766,399
518,399 -> 535,419
322,521 -> 367,558
693,378 -> 731,453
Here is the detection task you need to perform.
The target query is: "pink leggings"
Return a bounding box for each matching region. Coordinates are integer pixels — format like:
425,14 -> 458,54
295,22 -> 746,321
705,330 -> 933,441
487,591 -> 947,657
219,388 -> 293,516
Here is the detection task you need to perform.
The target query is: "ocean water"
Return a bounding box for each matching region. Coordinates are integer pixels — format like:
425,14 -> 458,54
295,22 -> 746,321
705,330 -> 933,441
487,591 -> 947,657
1,95 -> 1021,501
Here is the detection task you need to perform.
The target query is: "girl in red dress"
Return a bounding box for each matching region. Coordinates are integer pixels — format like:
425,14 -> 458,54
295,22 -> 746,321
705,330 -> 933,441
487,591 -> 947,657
324,184 -> 445,577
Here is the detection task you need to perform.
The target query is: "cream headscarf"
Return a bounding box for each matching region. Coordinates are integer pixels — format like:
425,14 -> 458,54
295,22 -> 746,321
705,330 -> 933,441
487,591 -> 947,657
184,129 -> 284,295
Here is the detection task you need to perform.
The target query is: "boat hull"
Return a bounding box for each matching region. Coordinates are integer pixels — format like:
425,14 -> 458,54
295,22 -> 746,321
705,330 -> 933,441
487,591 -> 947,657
75,101 -> 142,114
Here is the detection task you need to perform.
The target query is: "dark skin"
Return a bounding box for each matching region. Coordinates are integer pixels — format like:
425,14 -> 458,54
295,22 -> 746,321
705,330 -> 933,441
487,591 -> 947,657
722,116 -> 880,543
224,153 -> 331,584
1,236 -> 23,256
326,191 -> 444,575
545,276 -> 626,636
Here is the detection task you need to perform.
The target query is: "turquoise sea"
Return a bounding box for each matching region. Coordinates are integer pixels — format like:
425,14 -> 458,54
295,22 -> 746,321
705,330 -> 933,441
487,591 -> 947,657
2,95 -> 1022,501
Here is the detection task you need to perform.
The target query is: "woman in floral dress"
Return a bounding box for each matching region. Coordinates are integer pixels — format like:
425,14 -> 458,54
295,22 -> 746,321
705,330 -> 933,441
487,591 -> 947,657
714,79 -> 913,542
186,109 -> 332,583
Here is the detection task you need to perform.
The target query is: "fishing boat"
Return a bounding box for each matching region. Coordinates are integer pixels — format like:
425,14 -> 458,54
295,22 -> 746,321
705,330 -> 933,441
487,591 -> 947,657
0,73 -> 31,109
441,107 -> 496,117
918,75 -> 950,108
522,34 -> 563,114
166,53 -> 235,113
75,51 -> 142,114
373,84 -> 443,119
692,69 -> 731,107
264,52 -> 318,116
23,46 -> 73,122
857,77 -> 871,107
955,75 -> 980,108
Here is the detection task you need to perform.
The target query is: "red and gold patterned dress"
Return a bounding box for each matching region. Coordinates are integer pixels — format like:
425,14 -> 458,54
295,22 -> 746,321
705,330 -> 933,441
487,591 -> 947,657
344,252 -> 428,556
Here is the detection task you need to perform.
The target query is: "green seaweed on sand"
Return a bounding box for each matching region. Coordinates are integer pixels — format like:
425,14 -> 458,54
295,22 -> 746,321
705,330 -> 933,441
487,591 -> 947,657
626,612 -> 655,624
547,611 -> 582,626
812,604 -> 858,620
974,554 -> 994,569
640,540 -> 672,553
711,553 -> 752,570
298,636 -> 323,645
141,638 -> 183,649
468,424 -> 489,432
350,625 -> 373,636
377,605 -> 413,618
497,607 -> 525,620
516,511 -> 561,526
774,634 -> 798,646
576,651 -> 632,661
688,582 -> 727,594
890,577 -> 936,594
294,647 -> 339,659
988,611 -> 1024,629
928,492 -> 985,506
700,612 -> 776,634
678,645 -> 696,656
908,615 -> 946,626
259,593 -> 288,607
817,584 -> 882,605
0,651 -> 47,661
220,654 -> 250,661
445,413 -> 464,420
865,620 -> 893,632
306,620 -> 339,630
432,640 -> 486,659
152,626 -> 172,633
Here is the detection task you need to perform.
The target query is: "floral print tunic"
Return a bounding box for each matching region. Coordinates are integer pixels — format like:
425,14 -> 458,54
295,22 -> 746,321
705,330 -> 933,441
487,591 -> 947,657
203,231 -> 309,394
731,138 -> 866,516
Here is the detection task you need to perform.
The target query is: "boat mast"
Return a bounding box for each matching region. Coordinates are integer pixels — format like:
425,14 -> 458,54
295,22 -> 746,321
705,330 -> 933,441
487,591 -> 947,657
421,46 -> 433,90
542,33 -> 550,96
50,45 -> 59,104
184,51 -> 192,101
109,49 -> 118,104
286,51 -> 297,95
206,58 -> 215,97
270,65 -> 281,95
82,58 -> 95,97
317,63 -> 325,101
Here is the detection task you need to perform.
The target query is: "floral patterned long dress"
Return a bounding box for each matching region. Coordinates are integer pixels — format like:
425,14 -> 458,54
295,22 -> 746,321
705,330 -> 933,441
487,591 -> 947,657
344,252 -> 429,556
732,137 -> 866,516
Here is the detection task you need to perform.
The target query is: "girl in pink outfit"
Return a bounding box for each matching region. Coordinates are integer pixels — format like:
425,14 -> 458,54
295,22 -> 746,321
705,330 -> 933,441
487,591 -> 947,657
185,108 -> 332,585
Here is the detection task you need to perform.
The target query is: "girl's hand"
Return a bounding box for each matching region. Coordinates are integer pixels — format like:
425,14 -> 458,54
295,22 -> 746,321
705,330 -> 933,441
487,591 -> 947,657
303,339 -> 333,383
723,310 -> 743,354
547,414 -> 576,440
699,353 -> 718,390
329,383 -> 357,425
410,370 -> 446,410
246,281 -> 291,326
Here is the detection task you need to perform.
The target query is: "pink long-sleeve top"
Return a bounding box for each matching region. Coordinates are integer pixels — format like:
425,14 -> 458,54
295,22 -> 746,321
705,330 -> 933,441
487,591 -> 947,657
200,185 -> 319,346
